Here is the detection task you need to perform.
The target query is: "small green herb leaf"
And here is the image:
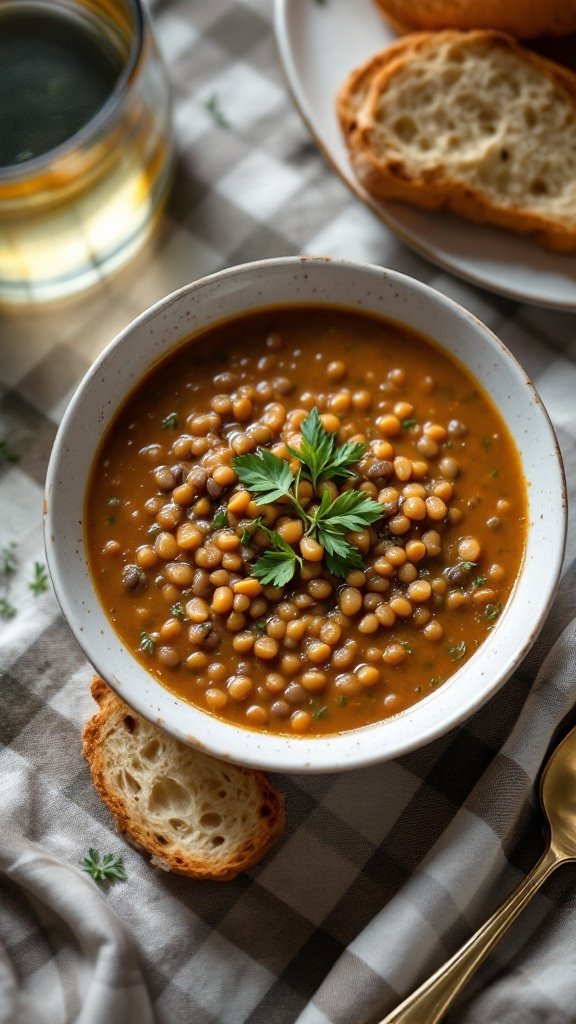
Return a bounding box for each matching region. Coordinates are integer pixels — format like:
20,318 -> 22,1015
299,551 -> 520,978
401,418 -> 417,429
312,705 -> 328,719
204,93 -> 230,128
29,562 -> 49,596
171,602 -> 188,621
161,412 -> 178,430
80,848 -> 127,884
233,449 -> 294,505
0,597 -> 16,620
473,575 -> 487,588
138,630 -> 155,655
0,543 -> 17,575
448,641 -> 467,662
212,505 -> 229,530
337,694 -> 348,707
249,618 -> 267,633
485,603 -> 502,622
401,641 -> 415,655
313,489 -> 382,534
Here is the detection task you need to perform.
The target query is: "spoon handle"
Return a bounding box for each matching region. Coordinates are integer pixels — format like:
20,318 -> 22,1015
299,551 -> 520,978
376,844 -> 561,1024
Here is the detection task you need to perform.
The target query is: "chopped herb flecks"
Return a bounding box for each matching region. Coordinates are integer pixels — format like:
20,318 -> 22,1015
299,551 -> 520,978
171,602 -> 188,621
448,641 -> 467,662
138,630 -> 155,655
204,93 -> 230,128
29,562 -> 49,596
485,603 -> 502,622
0,543 -> 17,575
0,597 -> 16,620
161,412 -> 178,430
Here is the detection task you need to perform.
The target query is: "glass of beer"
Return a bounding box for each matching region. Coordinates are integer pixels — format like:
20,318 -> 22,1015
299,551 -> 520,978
0,0 -> 174,304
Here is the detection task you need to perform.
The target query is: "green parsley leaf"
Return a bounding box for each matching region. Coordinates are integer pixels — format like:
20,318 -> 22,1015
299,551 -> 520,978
337,694 -> 348,707
29,562 -> 49,596
321,532 -> 365,579
401,641 -> 415,655
312,489 -> 382,533
80,848 -> 127,884
233,449 -> 294,505
249,618 -> 267,633
250,523 -> 303,587
448,641 -> 467,662
401,418 -> 417,429
161,412 -> 178,430
485,603 -> 502,622
458,561 -> 476,573
138,630 -> 155,655
0,597 -> 16,620
473,575 -> 487,588
212,505 -> 229,530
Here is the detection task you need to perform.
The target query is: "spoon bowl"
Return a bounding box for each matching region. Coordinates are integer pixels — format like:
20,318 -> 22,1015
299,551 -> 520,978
542,726 -> 576,859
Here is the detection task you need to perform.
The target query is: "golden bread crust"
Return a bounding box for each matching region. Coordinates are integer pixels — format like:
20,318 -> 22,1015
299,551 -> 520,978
373,0 -> 576,40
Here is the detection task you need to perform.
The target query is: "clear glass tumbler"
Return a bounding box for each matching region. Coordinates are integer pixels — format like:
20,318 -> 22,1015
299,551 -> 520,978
0,0 -> 174,304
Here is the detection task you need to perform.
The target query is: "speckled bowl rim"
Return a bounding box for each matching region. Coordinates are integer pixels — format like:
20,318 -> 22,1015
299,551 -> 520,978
44,257 -> 567,773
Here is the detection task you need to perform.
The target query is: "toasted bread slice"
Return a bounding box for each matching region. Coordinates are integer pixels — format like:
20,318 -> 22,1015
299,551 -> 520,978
83,677 -> 285,881
338,30 -> 576,252
373,0 -> 576,40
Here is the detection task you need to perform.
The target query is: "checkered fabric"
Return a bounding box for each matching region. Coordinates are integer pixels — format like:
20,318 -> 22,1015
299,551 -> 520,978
1,2 -> 576,1022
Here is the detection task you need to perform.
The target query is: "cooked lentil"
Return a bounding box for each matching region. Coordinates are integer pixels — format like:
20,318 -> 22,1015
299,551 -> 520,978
86,307 -> 527,736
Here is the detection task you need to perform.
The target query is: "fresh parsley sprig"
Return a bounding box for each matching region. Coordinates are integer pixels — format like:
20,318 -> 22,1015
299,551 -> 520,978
233,408 -> 382,584
285,407 -> 365,489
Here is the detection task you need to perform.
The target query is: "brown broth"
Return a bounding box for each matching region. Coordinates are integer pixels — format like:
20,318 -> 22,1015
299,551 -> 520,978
86,306 -> 527,736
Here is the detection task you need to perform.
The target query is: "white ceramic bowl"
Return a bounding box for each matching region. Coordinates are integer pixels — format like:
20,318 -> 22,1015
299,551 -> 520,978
44,257 -> 566,773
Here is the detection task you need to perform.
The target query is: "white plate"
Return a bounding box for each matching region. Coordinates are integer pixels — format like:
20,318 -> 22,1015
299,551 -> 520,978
274,0 -> 576,310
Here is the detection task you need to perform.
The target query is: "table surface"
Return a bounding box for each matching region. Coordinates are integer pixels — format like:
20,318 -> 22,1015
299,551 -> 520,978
1,3 -> 576,1023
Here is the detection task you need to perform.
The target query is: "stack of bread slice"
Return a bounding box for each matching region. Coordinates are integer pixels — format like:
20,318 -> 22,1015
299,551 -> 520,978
337,28 -> 576,251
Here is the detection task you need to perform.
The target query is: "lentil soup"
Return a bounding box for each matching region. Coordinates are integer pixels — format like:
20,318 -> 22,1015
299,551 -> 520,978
86,307 -> 527,736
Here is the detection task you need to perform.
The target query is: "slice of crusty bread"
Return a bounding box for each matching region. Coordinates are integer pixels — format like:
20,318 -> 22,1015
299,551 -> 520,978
338,30 -> 576,252
373,0 -> 576,40
83,677 -> 285,881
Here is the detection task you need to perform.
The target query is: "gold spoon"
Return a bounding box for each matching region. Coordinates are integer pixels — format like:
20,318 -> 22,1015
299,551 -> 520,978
377,723 -> 576,1024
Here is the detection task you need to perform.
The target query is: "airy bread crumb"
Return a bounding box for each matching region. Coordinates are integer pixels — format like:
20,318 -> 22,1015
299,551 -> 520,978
83,677 -> 285,881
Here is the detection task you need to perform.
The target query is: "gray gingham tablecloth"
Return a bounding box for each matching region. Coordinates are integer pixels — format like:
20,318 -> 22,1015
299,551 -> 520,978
2,2 -> 576,1023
